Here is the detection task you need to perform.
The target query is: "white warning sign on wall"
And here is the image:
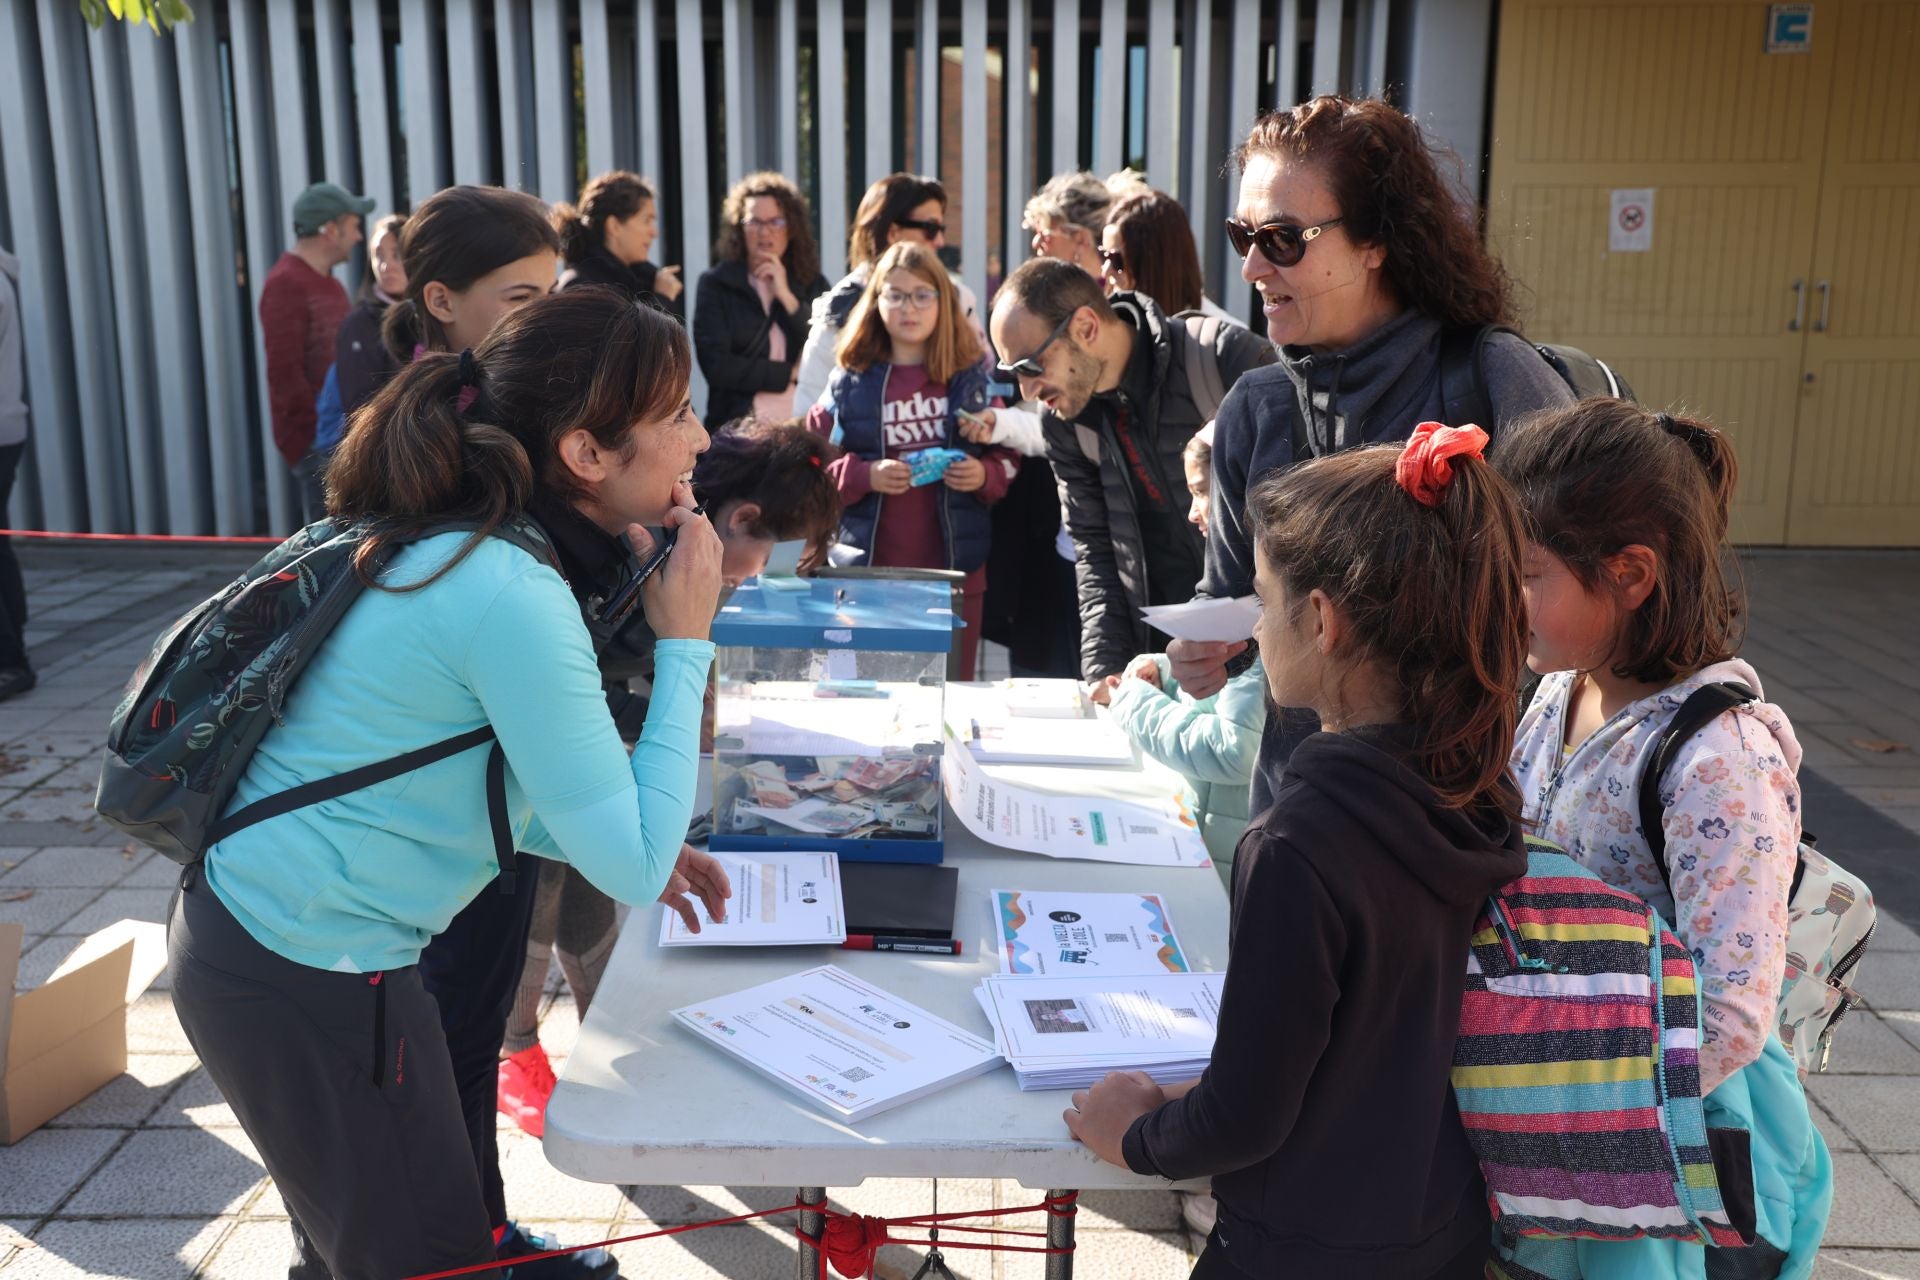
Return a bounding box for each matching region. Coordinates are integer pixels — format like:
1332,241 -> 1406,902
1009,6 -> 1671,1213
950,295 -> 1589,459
1609,188 -> 1655,253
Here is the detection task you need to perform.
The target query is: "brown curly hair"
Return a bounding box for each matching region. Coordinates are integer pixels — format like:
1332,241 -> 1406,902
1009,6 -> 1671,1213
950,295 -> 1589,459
1235,95 -> 1514,331
712,171 -> 821,286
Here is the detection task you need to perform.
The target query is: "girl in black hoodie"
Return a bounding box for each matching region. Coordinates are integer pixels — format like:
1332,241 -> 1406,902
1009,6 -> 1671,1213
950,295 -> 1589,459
1066,423 -> 1532,1279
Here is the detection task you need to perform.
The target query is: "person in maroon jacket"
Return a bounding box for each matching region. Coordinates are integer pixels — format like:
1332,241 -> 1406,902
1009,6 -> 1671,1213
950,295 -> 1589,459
260,181 -> 374,524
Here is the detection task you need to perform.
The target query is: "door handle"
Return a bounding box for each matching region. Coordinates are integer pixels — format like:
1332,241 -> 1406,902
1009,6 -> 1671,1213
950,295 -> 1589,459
1788,279 -> 1805,332
1815,280 -> 1831,333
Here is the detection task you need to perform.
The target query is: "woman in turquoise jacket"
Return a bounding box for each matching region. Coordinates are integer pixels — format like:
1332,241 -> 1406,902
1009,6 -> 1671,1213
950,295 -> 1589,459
165,290 -> 728,1280
1092,426 -> 1266,886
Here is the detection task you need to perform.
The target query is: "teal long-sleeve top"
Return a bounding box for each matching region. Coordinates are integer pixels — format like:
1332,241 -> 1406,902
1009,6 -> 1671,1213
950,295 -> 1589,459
1107,657 -> 1267,787
204,531 -> 714,973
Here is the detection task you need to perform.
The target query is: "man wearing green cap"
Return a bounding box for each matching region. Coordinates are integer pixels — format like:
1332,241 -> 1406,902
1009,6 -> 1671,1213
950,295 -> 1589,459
260,181 -> 377,524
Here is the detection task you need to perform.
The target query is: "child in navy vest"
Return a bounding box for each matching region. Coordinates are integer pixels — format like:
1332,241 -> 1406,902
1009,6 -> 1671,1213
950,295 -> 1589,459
806,240 -> 1019,677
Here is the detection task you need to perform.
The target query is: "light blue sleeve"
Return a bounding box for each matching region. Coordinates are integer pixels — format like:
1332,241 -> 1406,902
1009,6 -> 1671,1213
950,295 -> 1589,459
461,564 -> 714,907
1108,661 -> 1267,787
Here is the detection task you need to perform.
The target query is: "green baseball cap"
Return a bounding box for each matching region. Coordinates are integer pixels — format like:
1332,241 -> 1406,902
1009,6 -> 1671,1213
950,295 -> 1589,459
292,182 -> 376,235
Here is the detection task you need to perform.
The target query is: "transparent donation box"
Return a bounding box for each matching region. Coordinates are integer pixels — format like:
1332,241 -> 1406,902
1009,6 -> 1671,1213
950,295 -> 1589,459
710,577 -> 955,864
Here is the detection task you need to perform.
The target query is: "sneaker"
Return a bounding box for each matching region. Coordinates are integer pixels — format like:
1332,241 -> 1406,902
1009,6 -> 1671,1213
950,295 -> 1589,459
497,1043 -> 556,1139
0,666 -> 34,704
1178,1189 -> 1218,1238
497,1221 -> 619,1279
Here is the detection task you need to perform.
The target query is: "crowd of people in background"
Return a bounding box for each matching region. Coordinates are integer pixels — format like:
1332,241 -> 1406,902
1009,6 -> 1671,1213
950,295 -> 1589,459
156,89 -> 1839,1280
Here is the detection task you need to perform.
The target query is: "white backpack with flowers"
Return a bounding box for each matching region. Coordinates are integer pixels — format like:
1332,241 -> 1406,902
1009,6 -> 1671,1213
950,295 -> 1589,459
1638,682 -> 1877,1074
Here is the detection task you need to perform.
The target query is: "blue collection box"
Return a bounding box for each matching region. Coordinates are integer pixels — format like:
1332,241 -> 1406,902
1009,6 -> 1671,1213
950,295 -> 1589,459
710,577 -> 955,864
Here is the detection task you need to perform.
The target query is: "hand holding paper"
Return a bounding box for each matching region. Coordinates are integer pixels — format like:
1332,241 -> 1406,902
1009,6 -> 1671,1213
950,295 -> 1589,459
1139,596 -> 1262,644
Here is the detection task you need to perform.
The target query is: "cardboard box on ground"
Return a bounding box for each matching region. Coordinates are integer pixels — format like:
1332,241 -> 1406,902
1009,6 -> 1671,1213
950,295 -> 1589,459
0,919 -> 167,1144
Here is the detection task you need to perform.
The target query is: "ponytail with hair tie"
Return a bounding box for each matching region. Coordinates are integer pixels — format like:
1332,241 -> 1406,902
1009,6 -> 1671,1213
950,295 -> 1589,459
1396,420 -> 1489,507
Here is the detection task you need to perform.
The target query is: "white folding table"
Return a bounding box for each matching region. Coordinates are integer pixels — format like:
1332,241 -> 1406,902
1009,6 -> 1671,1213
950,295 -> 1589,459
544,741 -> 1228,1278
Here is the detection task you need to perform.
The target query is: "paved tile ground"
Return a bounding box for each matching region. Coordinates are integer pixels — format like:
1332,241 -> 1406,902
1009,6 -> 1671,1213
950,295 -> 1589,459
0,544 -> 1915,1278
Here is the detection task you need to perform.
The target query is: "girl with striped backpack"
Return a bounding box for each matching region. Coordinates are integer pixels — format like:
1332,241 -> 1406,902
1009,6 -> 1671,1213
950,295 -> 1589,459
1494,400 -> 1833,1278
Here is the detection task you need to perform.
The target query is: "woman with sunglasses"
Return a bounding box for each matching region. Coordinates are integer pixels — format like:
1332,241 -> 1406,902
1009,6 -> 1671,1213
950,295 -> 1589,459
1099,188 -> 1242,327
794,173 -> 985,410
1172,95 -> 1575,816
806,241 -> 1020,679
693,172 -> 828,425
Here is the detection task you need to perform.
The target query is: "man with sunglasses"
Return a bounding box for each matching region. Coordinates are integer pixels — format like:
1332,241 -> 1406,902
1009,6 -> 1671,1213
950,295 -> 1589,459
989,258 -> 1275,681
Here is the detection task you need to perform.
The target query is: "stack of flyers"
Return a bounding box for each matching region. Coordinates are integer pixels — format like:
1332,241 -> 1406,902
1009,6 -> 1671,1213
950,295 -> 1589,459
973,972 -> 1224,1091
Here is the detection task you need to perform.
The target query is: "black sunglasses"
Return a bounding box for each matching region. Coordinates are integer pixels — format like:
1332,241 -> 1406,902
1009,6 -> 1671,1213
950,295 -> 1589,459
895,216 -> 947,238
1224,216 -> 1345,268
1098,247 -> 1126,271
994,314 -> 1075,380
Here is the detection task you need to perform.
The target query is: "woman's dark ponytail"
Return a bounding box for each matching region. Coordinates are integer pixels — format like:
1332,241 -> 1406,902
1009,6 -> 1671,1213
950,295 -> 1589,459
551,201 -> 595,266
381,296 -> 425,363
328,351 -> 532,589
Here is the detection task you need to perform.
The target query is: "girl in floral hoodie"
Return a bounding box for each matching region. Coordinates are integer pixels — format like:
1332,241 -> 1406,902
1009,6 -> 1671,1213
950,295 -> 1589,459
1496,400 -> 1831,1279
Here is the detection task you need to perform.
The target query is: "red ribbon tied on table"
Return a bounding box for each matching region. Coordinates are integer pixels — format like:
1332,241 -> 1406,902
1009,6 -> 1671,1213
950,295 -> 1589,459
1394,420 -> 1490,507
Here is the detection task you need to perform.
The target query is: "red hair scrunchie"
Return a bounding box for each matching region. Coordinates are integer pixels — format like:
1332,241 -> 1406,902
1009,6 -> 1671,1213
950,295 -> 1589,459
1395,420 -> 1489,507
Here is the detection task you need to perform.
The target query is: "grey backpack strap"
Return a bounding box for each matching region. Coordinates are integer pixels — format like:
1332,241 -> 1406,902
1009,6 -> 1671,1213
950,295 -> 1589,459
1180,314 -> 1228,421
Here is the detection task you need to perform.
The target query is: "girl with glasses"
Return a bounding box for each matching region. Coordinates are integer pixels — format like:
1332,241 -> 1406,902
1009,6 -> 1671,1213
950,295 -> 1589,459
1173,95 -> 1578,817
694,172 -> 828,426
805,241 -> 1021,679
794,172 -> 988,410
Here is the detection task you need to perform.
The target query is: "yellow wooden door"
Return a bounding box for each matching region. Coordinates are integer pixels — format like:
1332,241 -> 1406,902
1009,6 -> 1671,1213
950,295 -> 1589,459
1485,0 -> 1839,544
1784,0 -> 1920,545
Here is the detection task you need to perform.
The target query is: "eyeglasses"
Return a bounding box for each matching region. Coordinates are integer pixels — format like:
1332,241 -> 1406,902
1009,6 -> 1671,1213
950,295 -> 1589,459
895,217 -> 947,238
994,313 -> 1075,380
880,287 -> 940,311
1224,216 -> 1345,268
1098,247 -> 1126,272
742,216 -> 789,233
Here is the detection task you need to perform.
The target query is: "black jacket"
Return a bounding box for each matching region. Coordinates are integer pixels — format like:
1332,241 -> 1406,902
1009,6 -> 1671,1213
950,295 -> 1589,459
1041,293 -> 1275,678
557,245 -> 684,321
692,258 -> 828,426
1123,727 -> 1527,1278
334,298 -> 398,421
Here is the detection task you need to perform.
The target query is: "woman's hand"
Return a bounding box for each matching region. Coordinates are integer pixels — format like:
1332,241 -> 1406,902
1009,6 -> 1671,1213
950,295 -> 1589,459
752,254 -> 797,312
1085,675 -> 1121,707
1125,654 -> 1162,689
957,410 -> 997,445
1064,1070 -> 1167,1168
636,483 -> 723,640
658,843 -> 731,932
654,265 -> 684,302
869,458 -> 913,495
1166,638 -> 1246,700
942,457 -> 986,493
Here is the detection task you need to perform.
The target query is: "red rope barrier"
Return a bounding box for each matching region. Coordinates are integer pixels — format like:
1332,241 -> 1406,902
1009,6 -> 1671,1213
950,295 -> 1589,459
0,527 -> 283,546
398,1190 -> 1078,1280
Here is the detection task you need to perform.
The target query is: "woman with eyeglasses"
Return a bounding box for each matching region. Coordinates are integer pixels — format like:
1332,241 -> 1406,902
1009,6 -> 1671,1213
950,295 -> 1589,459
693,172 -> 829,426
1099,188 -> 1242,327
805,241 -> 1021,679
1171,94 -> 1575,817
794,173 -> 985,410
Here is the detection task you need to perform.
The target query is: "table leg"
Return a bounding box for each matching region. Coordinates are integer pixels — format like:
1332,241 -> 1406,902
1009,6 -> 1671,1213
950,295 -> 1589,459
795,1186 -> 828,1280
1044,1188 -> 1076,1280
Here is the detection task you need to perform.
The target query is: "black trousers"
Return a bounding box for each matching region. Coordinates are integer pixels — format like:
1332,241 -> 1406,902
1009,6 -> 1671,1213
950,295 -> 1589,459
168,868 -> 503,1280
1188,1224 -> 1490,1280
416,849 -> 544,1230
0,441 -> 27,669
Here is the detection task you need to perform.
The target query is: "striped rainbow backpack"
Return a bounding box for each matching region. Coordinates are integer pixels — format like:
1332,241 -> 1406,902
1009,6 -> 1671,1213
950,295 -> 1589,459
1453,839 -> 1757,1252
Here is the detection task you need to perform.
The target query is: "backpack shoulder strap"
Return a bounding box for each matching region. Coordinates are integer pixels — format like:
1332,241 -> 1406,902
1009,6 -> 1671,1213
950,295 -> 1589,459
1179,313 -> 1228,421
1637,682 -> 1758,880
1438,325 -> 1501,432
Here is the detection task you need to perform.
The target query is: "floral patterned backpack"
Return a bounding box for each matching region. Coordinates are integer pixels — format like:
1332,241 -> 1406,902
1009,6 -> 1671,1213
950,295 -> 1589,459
94,517 -> 552,885
1639,682 -> 1877,1073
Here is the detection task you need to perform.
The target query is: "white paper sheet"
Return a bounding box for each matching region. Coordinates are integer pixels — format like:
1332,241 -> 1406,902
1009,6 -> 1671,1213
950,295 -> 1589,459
979,972 -> 1225,1063
672,965 -> 1002,1121
989,890 -> 1191,976
938,730 -> 1210,868
658,851 -> 846,947
1138,595 -> 1262,643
